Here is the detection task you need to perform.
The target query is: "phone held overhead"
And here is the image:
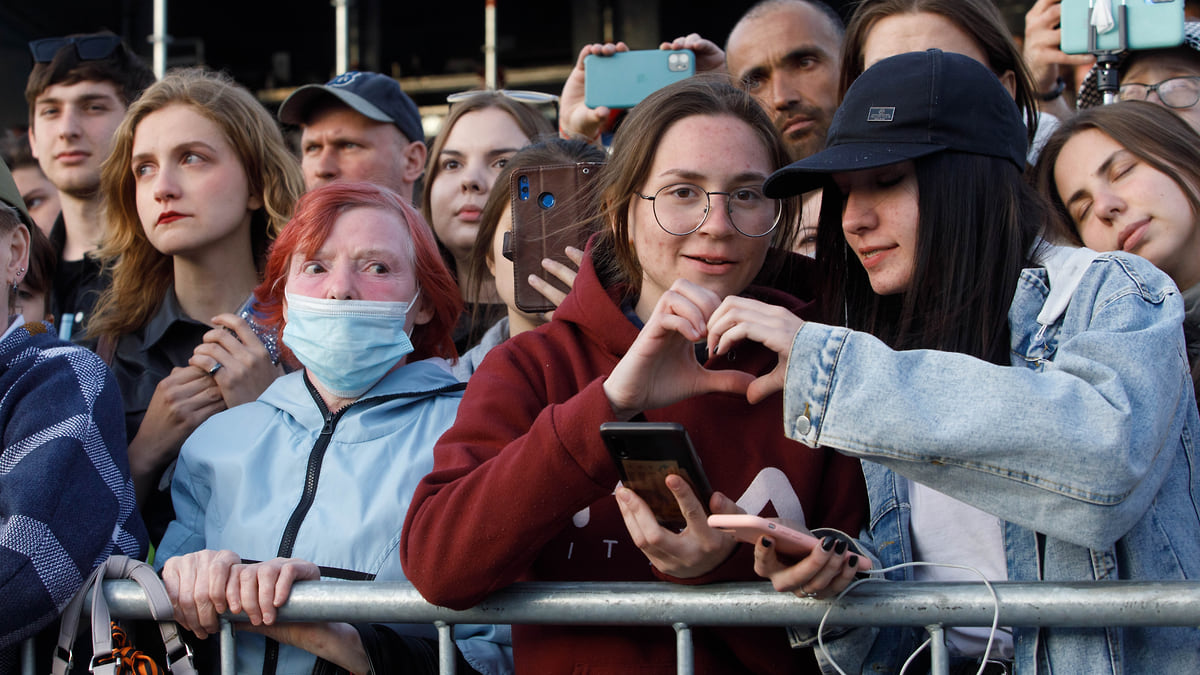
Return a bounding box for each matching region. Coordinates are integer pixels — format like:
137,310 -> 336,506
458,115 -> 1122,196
585,49 -> 696,109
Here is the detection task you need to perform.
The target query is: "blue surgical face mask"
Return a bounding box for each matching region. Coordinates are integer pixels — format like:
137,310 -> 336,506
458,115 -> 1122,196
282,289 -> 421,399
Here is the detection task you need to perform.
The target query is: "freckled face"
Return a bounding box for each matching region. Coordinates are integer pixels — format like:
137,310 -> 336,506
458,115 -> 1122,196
629,114 -> 776,319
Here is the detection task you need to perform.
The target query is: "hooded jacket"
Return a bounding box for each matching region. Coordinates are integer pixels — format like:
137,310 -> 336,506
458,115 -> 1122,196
157,359 -> 511,675
402,251 -> 867,674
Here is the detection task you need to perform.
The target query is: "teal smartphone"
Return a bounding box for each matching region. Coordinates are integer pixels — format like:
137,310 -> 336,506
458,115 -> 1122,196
1060,0 -> 1184,55
584,49 -> 695,109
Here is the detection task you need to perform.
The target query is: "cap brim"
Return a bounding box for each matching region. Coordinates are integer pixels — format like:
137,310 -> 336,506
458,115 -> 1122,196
278,85 -> 392,125
765,142 -> 947,197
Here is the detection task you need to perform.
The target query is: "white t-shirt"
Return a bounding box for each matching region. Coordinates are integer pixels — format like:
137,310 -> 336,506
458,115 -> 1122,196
908,478 -> 1015,659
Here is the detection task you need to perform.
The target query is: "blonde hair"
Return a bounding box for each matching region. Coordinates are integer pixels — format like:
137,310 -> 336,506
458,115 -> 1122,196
89,67 -> 303,340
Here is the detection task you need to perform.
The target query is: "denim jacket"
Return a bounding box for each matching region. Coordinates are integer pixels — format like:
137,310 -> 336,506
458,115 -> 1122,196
783,247 -> 1200,673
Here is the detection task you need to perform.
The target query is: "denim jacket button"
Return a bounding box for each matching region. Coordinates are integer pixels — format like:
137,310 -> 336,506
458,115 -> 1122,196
794,415 -> 812,435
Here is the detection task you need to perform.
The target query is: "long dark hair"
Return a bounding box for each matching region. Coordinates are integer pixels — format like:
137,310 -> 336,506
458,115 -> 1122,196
816,151 -> 1045,364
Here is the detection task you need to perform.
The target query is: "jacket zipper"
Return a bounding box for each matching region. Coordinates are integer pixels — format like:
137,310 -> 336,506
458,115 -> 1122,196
263,373 -> 348,675
261,375 -> 466,675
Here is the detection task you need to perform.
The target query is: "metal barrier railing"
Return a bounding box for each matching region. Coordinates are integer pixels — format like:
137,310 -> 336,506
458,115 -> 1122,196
32,580 -> 1200,675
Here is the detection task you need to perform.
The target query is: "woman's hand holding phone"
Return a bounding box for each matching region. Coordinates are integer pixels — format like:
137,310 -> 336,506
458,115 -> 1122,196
524,245 -> 584,317
615,476 -> 742,578
560,42 -> 628,142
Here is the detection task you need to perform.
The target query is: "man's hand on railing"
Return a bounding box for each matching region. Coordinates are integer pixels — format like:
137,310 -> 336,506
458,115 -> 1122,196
615,477 -> 741,578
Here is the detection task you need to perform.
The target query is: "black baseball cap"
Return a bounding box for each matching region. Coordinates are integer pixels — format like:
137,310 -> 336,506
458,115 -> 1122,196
765,50 -> 1027,198
279,71 -> 425,144
0,160 -> 35,232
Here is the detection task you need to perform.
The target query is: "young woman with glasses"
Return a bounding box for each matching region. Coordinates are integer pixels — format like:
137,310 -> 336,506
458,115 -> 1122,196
402,76 -> 868,674
1074,22 -> 1200,133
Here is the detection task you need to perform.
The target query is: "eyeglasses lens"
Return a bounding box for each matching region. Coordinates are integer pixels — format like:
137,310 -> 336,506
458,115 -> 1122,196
653,184 -> 780,237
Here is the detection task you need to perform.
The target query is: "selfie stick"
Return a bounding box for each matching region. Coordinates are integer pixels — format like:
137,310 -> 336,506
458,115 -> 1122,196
1088,0 -> 1128,105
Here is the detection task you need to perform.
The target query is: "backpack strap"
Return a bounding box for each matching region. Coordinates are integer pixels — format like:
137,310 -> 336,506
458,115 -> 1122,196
96,334 -> 117,367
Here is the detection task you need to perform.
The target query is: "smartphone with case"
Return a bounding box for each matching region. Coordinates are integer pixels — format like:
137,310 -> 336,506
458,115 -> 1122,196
584,49 -> 695,109
505,162 -> 603,313
708,514 -> 820,558
600,422 -> 712,530
1060,0 -> 1184,55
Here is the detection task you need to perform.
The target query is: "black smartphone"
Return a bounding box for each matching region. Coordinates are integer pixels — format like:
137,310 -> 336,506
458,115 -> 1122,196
600,421 -> 713,530
505,162 -> 603,313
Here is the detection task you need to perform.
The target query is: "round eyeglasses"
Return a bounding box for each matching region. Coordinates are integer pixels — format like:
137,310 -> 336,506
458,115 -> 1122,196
1118,75 -> 1200,110
635,183 -> 782,238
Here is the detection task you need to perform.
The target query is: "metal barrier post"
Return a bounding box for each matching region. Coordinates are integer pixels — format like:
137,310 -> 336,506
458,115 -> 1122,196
926,624 -> 949,675
20,637 -> 34,675
435,620 -> 456,675
220,619 -> 236,675
673,622 -> 694,675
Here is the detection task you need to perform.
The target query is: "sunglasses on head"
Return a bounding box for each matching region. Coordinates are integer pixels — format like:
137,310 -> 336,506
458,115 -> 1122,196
29,35 -> 123,63
446,89 -> 559,106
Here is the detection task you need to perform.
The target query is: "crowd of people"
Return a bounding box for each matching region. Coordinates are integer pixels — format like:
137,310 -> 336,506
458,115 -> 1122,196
2,0 -> 1200,673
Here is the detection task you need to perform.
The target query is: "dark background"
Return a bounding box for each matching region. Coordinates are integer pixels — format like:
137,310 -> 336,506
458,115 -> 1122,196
2,0 -> 1035,130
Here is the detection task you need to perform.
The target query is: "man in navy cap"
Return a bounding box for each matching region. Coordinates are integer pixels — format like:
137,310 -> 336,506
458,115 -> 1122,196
279,71 -> 427,202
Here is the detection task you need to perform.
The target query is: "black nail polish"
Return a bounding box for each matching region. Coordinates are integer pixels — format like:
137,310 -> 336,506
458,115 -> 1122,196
834,540 -> 848,555
848,555 -> 859,568
761,537 -> 772,548
821,536 -> 835,551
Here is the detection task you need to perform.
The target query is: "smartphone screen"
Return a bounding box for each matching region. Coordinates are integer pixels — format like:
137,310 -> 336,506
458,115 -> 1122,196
600,422 -> 712,530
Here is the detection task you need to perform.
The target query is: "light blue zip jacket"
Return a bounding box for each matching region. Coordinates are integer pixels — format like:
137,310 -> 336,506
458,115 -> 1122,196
157,359 -> 513,675
783,247 -> 1200,673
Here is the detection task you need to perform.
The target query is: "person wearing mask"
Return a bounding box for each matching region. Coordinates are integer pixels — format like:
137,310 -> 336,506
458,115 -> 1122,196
158,182 -> 511,675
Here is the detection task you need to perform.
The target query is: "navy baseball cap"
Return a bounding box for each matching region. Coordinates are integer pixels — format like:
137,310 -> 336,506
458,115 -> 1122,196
0,160 -> 35,231
765,50 -> 1027,198
279,71 -> 425,144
